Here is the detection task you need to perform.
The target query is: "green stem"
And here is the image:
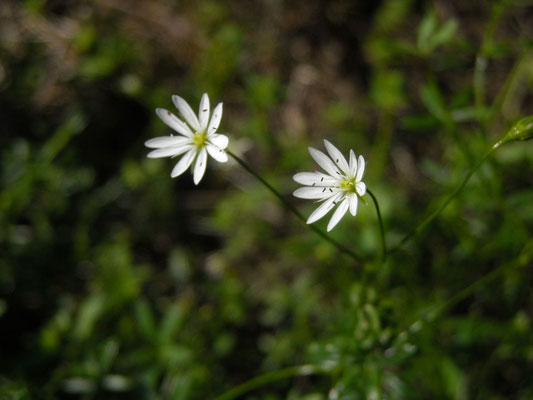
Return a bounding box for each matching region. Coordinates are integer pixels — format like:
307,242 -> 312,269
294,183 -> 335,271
416,239 -> 529,331
367,189 -> 386,261
487,50 -> 529,131
371,110 -> 394,178
227,151 -> 363,264
213,364 -> 332,400
214,253 -> 518,400
474,55 -> 487,110
473,0 -> 507,112
391,250 -> 525,354
429,260 -> 512,323
390,140 -> 504,254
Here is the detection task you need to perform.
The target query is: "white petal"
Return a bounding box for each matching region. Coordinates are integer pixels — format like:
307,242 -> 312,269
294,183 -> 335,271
147,144 -> 192,158
327,198 -> 349,231
155,108 -> 193,137
356,155 -> 366,182
293,172 -> 337,187
293,186 -> 334,199
349,150 -> 357,177
324,140 -> 350,175
348,193 -> 358,216
171,148 -> 196,178
145,135 -> 190,148
193,147 -> 208,184
198,93 -> 210,131
172,95 -> 200,131
206,143 -> 228,162
208,103 -> 223,134
309,147 -> 341,177
307,192 -> 343,224
208,133 -> 229,149
356,182 -> 366,196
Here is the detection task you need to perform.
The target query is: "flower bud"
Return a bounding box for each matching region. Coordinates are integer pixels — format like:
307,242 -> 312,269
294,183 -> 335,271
502,116 -> 533,144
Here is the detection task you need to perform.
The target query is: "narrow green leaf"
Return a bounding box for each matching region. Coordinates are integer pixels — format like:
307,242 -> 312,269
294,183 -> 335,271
431,19 -> 458,49
159,303 -> 184,344
420,81 -> 451,125
135,298 -> 156,341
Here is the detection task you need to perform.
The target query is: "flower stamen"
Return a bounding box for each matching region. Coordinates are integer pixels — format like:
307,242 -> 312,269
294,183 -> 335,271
193,132 -> 207,148
340,178 -> 356,192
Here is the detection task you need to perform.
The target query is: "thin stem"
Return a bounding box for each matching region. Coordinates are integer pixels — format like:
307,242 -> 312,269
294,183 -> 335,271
227,150 -> 363,264
390,251 -> 524,356
419,240 -> 528,329
214,255 -> 518,400
474,55 -> 487,110
371,110 -> 394,178
429,260 -> 512,322
473,0 -> 507,112
367,189 -> 386,261
390,140 -> 503,254
213,364 -> 333,400
487,50 -> 528,132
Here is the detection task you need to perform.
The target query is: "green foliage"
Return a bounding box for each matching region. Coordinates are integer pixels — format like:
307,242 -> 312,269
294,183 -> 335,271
370,70 -> 405,112
1,0 -> 532,399
417,12 -> 459,56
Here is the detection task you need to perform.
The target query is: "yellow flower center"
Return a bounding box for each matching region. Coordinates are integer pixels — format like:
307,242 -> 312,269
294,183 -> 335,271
340,177 -> 367,204
193,132 -> 207,148
340,178 -> 356,192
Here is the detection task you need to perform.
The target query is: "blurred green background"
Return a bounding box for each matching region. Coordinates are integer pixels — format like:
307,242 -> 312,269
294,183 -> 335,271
1,0 -> 533,398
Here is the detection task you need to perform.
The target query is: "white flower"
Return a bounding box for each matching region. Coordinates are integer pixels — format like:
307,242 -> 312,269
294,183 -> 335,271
293,140 -> 367,232
145,93 -> 229,184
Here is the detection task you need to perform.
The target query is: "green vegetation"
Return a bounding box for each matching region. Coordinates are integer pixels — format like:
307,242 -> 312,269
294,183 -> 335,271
1,0 -> 532,398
